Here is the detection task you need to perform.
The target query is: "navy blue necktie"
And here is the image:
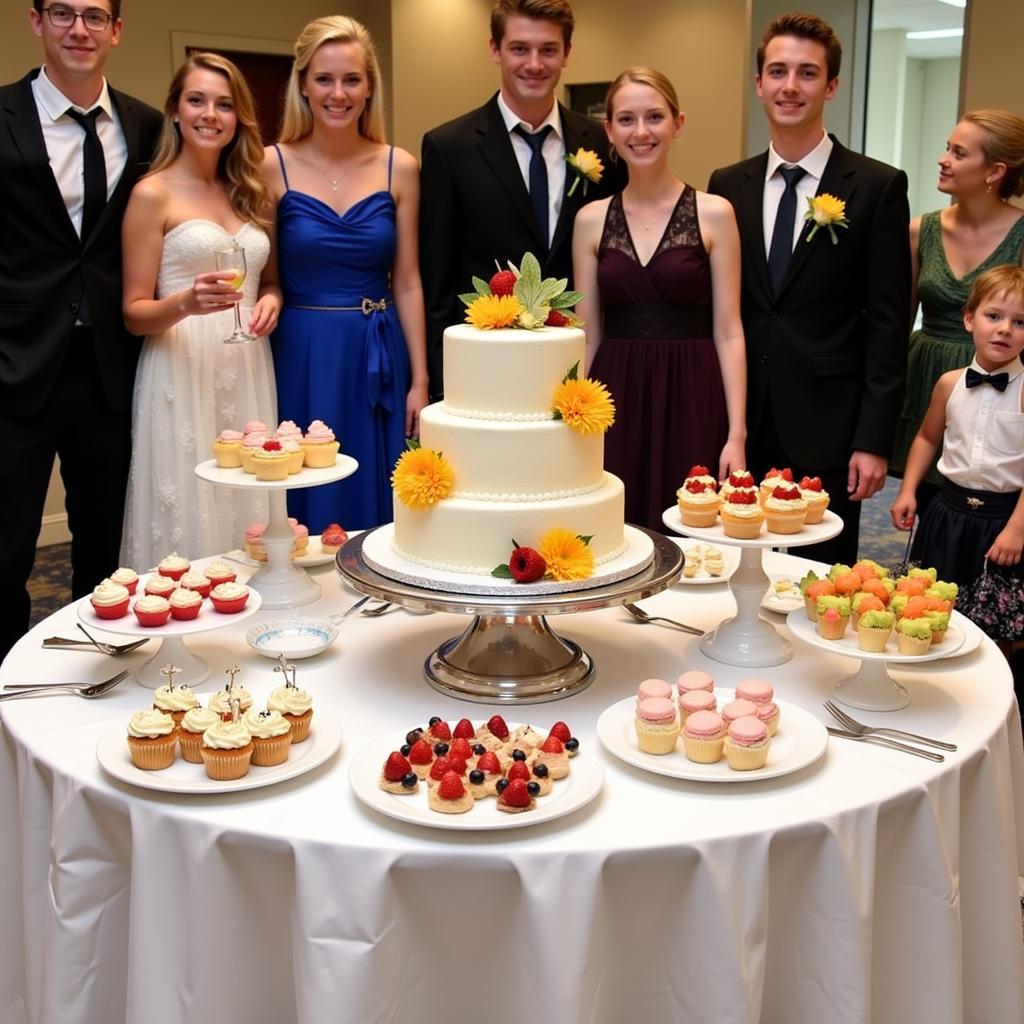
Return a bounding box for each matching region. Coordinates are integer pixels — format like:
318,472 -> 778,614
768,165 -> 807,292
66,107 -> 106,240
514,124 -> 553,248
965,367 -> 1010,392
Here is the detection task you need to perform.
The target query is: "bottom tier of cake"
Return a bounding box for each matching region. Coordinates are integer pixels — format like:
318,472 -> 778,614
392,473 -> 627,575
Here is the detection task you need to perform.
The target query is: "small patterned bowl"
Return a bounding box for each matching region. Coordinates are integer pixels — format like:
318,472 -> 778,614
245,617 -> 338,659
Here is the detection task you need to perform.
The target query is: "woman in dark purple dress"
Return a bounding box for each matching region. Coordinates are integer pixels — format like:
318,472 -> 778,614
574,68 -> 746,532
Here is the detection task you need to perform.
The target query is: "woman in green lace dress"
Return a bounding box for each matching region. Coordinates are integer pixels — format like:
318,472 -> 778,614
890,110 -> 1024,507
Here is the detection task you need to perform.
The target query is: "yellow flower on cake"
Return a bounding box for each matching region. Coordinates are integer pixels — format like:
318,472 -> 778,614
465,294 -> 524,330
565,148 -> 604,197
391,445 -> 454,509
539,528 -> 595,581
804,193 -> 849,244
552,370 -> 615,436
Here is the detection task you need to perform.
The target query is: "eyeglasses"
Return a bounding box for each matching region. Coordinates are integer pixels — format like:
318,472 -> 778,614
42,5 -> 114,31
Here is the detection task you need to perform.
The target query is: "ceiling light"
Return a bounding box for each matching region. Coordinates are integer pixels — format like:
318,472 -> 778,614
906,28 -> 964,39
936,0 -> 966,8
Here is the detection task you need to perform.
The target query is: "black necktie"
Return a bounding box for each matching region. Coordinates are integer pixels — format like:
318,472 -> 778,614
768,165 -> 807,292
965,367 -> 1010,392
514,124 -> 553,248
66,107 -> 106,240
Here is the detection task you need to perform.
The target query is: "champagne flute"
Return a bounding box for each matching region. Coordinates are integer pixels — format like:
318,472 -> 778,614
214,245 -> 255,343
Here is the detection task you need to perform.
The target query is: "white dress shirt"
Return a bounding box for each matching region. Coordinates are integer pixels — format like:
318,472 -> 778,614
496,92 -> 566,246
762,132 -> 833,259
937,357 -> 1024,492
31,65 -> 128,238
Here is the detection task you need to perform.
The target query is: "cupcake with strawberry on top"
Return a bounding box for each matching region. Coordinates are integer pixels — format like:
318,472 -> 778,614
798,475 -> 830,523
720,487 -> 764,539
759,467 -> 794,504
763,484 -> 808,535
676,465 -> 721,527
718,468 -> 757,501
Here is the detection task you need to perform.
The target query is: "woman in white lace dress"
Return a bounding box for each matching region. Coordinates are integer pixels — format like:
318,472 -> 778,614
120,53 -> 280,567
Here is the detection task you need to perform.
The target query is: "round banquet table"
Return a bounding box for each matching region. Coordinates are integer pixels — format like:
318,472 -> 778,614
1,550 -> 1022,1024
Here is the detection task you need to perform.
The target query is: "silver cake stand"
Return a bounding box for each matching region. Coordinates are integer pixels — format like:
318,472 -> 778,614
336,526 -> 683,705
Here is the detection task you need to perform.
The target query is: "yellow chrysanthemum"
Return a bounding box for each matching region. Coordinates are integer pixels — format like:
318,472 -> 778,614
808,193 -> 846,224
391,448 -> 455,509
552,377 -> 616,435
539,528 -> 594,582
567,148 -> 604,182
465,294 -> 524,330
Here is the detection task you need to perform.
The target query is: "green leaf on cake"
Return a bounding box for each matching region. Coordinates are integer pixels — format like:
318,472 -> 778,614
459,291 -> 481,307
562,361 -> 580,383
405,438 -> 421,451
577,534 -> 593,545
550,290 -> 585,309
491,564 -> 514,578
472,276 -> 492,297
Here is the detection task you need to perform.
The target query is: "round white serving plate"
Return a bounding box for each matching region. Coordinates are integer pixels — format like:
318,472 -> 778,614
662,506 -> 844,549
596,690 -> 828,783
349,722 -> 603,830
96,711 -> 342,794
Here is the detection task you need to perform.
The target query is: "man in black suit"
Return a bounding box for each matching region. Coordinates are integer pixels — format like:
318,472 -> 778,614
0,0 -> 161,661
419,0 -> 620,400
708,11 -> 910,564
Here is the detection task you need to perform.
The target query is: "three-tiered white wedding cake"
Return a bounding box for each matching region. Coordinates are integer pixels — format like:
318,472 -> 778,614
391,324 -> 627,575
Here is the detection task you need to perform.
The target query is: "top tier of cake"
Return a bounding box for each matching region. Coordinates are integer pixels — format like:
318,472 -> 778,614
442,324 -> 585,420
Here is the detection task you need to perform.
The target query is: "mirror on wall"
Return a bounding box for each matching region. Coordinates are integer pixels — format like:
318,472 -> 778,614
864,0 -> 966,219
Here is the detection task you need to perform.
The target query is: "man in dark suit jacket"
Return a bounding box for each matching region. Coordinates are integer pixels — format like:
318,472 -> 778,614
0,0 -> 161,661
708,12 -> 910,564
420,0 -> 620,400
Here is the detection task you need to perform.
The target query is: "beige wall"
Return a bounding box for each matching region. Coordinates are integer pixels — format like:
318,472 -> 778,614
962,0 -> 1024,118
390,0 -> 748,188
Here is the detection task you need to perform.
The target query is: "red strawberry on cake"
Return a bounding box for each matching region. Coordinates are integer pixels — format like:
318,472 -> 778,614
720,488 -> 765,539
764,484 -> 808,535
453,718 -> 475,740
407,738 -> 435,779
533,734 -> 570,778
425,717 -> 451,745
677,470 -> 721,528
428,770 -> 474,814
489,269 -> 517,297
496,777 -> 537,814
476,714 -> 510,749
798,475 -> 831,524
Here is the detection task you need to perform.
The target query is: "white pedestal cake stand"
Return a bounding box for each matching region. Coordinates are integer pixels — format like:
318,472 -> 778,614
661,506 -> 843,668
786,609 -> 967,711
75,584 -> 263,689
336,526 -> 683,705
195,457 -> 358,609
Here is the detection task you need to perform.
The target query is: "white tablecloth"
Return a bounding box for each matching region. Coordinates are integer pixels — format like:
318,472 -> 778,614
2,551 -> 1022,1024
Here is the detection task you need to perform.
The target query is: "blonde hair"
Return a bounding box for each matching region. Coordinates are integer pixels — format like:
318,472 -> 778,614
965,265 -> 1024,314
604,67 -> 681,122
960,109 -> 1024,199
280,16 -> 385,144
150,53 -> 270,231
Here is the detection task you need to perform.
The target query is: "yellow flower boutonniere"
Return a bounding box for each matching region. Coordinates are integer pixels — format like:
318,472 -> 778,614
804,193 -> 849,244
565,148 -> 604,198
391,441 -> 455,510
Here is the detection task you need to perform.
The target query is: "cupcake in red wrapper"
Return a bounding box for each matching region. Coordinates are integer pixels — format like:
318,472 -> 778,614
210,581 -> 249,614
204,560 -> 236,588
144,574 -> 177,599
179,570 -> 211,598
90,578 -> 130,619
133,594 -> 172,627
109,567 -> 138,595
169,587 -> 203,621
157,552 -> 190,580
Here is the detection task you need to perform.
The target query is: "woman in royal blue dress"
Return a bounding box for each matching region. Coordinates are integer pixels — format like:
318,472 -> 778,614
264,15 -> 428,532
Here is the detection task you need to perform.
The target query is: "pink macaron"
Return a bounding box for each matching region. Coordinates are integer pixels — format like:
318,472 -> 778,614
636,697 -> 677,724
727,716 -> 768,746
677,670 -> 714,697
721,698 -> 759,729
636,678 -> 673,703
735,677 -> 774,705
683,709 -> 725,739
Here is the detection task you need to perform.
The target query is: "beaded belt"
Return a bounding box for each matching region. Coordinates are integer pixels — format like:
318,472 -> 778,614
290,297 -> 391,314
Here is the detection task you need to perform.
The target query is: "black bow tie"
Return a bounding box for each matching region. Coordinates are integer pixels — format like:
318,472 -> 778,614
965,367 -> 1010,392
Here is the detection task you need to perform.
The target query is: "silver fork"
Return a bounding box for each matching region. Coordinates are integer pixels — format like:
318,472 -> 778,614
44,634 -> 147,655
623,603 -> 703,636
1,670 -> 130,701
824,701 -> 957,751
826,726 -> 945,762
76,622 -> 143,656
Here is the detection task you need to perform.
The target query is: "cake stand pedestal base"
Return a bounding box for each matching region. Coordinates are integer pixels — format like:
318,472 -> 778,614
833,660 -> 910,712
425,614 -> 594,704
247,491 -> 321,609
136,636 -> 209,690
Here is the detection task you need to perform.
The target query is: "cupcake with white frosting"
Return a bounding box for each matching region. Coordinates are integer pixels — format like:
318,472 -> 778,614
201,719 -> 253,780
268,682 -> 314,743
243,708 -> 292,766
127,709 -> 177,770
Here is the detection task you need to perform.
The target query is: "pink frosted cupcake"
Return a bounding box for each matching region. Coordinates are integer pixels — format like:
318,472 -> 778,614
721,698 -> 759,733
634,697 -> 681,755
636,678 -> 674,704
275,419 -> 303,441
243,419 -> 269,435
213,428 -> 244,468
724,716 -> 770,771
682,710 -> 725,763
244,522 -> 267,562
679,689 -> 717,724
278,436 -> 305,474
301,420 -> 340,468
240,430 -> 270,473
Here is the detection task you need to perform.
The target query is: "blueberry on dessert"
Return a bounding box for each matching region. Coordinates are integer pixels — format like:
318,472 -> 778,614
497,777 -> 536,814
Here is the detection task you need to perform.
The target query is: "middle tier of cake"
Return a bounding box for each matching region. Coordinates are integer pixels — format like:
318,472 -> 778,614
418,402 -> 603,501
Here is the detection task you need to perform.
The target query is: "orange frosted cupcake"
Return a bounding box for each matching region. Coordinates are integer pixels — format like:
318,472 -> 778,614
201,719 -> 253,781
803,578 -> 835,621
850,592 -> 885,629
798,475 -> 830,523
720,489 -> 764,539
763,484 -> 808,535
127,709 -> 177,770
